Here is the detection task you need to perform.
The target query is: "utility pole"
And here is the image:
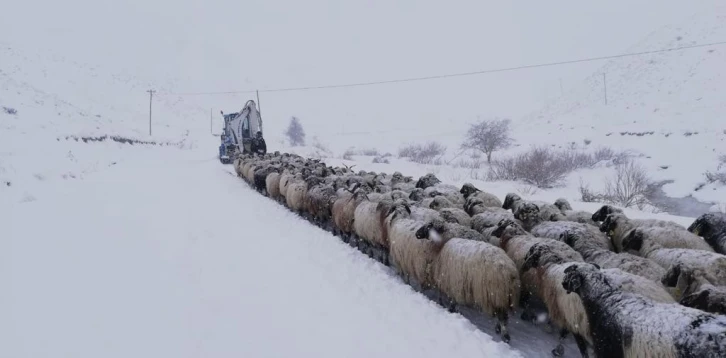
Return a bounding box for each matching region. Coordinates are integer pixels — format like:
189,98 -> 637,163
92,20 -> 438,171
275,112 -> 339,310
559,78 -> 564,97
603,73 -> 608,105
147,89 -> 156,135
256,90 -> 263,133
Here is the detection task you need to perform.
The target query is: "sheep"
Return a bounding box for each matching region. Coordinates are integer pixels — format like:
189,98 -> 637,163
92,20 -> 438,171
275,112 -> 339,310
415,218 -> 487,243
304,179 -> 338,227
332,185 -> 367,235
285,174 -> 308,212
265,171 -> 282,201
253,165 -> 278,193
415,173 -> 441,189
353,197 -> 399,250
433,238 -> 521,343
438,207 -> 472,227
563,231 -> 667,283
470,207 -> 517,234
662,264 -> 726,315
491,219 -> 584,327
278,170 -> 295,199
408,188 -> 425,202
519,244 -> 591,357
552,201 -> 598,226
621,232 -> 726,286
553,198 -> 573,212
624,226 -> 715,252
562,264 -> 726,358
386,201 -> 441,289
688,213 -> 726,254
529,221 -> 613,251
460,183 -> 503,207
503,193 -> 562,223
600,213 -> 686,252
423,184 -> 466,207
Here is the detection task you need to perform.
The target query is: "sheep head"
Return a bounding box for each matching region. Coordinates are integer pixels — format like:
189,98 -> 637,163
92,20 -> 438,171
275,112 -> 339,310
599,213 -> 624,236
554,198 -> 572,212
514,202 -> 540,228
687,213 -> 726,238
592,205 -> 621,222
385,200 -> 411,223
409,188 -> 425,202
491,218 -> 526,238
459,183 -> 481,198
415,173 -> 441,189
502,193 -> 522,210
661,264 -> 685,288
414,219 -> 445,243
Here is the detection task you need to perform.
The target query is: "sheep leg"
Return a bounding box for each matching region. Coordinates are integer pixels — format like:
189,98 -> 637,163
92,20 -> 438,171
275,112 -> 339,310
552,329 -> 568,357
495,310 -> 511,343
573,334 -> 589,358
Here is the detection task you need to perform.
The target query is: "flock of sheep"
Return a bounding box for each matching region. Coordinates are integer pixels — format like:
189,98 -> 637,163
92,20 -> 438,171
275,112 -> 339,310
233,152 -> 726,358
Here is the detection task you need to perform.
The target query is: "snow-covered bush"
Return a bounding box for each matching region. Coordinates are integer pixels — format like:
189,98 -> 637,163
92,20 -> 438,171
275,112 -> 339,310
398,141 -> 446,164
704,154 -> 726,185
602,159 -> 653,208
372,156 -> 390,164
461,118 -> 513,163
487,146 -> 573,188
2,106 -> 17,115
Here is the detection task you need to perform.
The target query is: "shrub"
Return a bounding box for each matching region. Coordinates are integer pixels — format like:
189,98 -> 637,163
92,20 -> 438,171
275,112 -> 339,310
461,118 -> 513,163
398,141 -> 447,164
2,106 -> 17,115
372,156 -> 390,164
703,154 -> 726,185
602,160 -> 653,208
360,148 -> 380,156
487,146 -> 571,188
310,137 -> 332,160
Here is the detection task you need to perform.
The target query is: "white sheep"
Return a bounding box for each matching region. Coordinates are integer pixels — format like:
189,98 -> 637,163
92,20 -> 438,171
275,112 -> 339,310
563,231 -> 666,283
265,171 -> 282,201
460,183 -> 502,207
600,213 -> 687,252
661,264 -> 726,315
433,238 -> 521,343
624,226 -> 715,252
621,232 -> 726,286
562,264 -> 726,358
529,221 -> 613,251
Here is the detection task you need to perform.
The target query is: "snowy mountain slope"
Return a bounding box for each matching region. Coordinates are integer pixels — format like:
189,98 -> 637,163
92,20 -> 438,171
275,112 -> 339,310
1,151 -> 522,358
0,44 -> 210,204
515,7 -> 726,205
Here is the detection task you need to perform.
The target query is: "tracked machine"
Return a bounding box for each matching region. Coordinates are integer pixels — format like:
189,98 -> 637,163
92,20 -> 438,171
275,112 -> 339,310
218,100 -> 267,163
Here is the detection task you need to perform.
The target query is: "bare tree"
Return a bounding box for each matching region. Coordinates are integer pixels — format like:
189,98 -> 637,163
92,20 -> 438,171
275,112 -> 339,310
285,117 -> 305,146
462,118 -> 514,163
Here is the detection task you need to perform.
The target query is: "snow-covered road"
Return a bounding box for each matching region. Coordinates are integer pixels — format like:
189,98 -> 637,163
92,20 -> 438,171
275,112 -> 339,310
2,151 -> 521,358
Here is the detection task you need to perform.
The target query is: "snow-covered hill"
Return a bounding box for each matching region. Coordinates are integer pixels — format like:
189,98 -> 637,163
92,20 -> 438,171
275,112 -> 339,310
516,7 -> 726,205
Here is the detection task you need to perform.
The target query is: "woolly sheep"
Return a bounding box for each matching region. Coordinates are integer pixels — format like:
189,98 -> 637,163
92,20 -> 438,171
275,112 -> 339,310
386,202 -> 441,288
520,245 -> 593,357
332,185 -> 368,235
624,226 -> 715,253
460,183 -> 503,208
688,213 -> 726,254
285,174 -> 308,212
266,172 -> 282,201
415,218 -> 487,243
562,264 -> 726,358
438,207 -> 472,227
662,264 -> 726,315
529,221 -> 613,251
503,193 -> 562,223
433,238 -> 521,343
600,213 -> 686,252
415,173 -> 441,189
563,231 -> 666,283
470,207 -> 517,234
621,233 -> 726,286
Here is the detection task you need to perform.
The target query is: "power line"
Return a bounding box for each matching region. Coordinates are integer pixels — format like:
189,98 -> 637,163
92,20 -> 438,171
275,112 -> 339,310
162,40 -> 726,96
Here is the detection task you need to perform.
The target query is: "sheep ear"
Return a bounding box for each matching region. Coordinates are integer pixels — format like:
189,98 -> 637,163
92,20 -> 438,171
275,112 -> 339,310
592,263 -> 601,270
404,204 -> 411,214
